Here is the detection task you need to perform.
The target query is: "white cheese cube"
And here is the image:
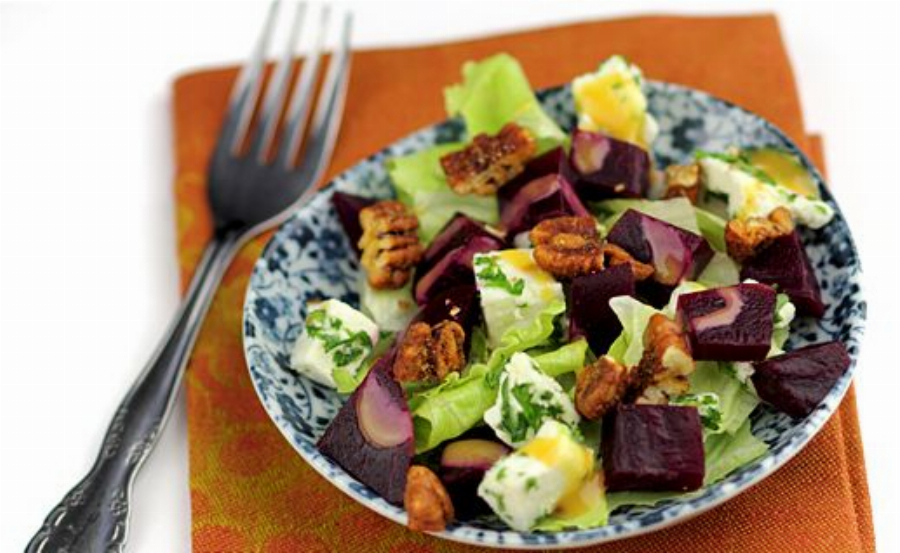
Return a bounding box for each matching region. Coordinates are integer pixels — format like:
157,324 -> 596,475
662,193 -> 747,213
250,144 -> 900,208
483,353 -> 580,447
699,156 -> 834,228
290,299 -> 379,389
478,452 -> 566,532
474,250 -> 565,348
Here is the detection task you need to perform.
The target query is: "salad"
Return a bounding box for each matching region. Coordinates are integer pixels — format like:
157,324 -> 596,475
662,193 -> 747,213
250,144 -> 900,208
291,54 -> 851,533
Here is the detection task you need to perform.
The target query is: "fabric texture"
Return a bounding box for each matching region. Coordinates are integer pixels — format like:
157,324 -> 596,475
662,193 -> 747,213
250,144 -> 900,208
171,14 -> 874,552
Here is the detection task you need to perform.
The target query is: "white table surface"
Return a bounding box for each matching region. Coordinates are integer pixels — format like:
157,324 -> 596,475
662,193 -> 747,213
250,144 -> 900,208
1,1 -> 898,551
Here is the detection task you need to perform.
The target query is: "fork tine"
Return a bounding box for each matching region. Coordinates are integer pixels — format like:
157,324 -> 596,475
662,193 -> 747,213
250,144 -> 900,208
248,2 -> 307,162
283,11 -> 353,194
216,1 -> 279,156
274,5 -> 331,168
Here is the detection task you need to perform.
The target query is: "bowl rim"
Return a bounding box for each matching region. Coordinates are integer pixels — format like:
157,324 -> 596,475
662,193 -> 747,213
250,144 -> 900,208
241,80 -> 866,549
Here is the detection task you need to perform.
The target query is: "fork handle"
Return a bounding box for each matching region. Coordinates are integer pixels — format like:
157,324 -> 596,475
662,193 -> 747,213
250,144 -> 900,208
26,231 -> 240,553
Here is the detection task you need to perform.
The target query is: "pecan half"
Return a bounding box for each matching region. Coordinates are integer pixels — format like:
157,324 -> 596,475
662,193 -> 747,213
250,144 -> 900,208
725,206 -> 794,263
405,465 -> 454,532
393,321 -> 466,383
663,163 -> 701,204
602,243 -> 654,281
358,200 -> 424,289
634,313 -> 695,404
530,216 -> 604,278
575,356 -> 632,420
440,123 -> 536,196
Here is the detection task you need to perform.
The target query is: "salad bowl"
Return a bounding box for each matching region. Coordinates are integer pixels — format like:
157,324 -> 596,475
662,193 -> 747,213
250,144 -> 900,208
242,81 -> 865,548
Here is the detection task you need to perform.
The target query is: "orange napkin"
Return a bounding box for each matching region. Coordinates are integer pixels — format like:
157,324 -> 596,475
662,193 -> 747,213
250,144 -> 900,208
172,14 -> 874,552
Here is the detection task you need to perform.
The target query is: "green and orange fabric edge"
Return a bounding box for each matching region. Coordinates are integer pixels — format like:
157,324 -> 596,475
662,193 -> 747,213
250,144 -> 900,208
172,14 -> 875,552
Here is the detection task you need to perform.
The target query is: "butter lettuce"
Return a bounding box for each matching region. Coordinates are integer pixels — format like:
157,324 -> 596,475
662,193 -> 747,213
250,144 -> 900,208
593,197 -> 700,235
689,361 -> 759,436
444,53 -> 567,154
411,300 -> 565,452
695,206 -> 728,252
533,476 -> 609,531
697,253 -> 740,288
386,144 -> 498,243
607,296 -> 659,365
532,339 -> 589,378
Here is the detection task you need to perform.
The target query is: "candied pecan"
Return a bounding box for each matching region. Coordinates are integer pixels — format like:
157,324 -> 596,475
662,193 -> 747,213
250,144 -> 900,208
405,465 -> 454,532
440,123 -> 536,195
602,243 -> 654,281
634,314 -> 695,404
531,216 -> 604,278
663,163 -> 701,204
725,206 -> 794,263
358,200 -> 424,289
575,356 -> 631,420
393,321 -> 466,383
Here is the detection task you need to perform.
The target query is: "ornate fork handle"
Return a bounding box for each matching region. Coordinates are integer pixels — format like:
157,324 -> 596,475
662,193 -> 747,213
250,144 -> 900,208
26,231 -> 240,553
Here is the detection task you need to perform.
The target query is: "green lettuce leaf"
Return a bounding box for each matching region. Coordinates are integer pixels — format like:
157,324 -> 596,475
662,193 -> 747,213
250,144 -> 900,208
703,419 -> 768,484
697,253 -> 740,288
695,207 -> 728,252
607,296 -> 659,366
444,53 -> 566,154
533,480 -> 609,531
410,300 -> 565,452
386,144 -> 498,243
592,197 -> 700,235
689,361 -> 759,436
532,339 -> 589,378
770,293 -> 795,356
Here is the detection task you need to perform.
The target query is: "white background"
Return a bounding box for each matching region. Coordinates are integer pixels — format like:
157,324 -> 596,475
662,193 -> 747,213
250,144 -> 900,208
1,1 -> 898,551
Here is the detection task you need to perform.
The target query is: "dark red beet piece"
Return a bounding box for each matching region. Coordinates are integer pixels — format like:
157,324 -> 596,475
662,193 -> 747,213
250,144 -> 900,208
416,213 -> 505,287
607,209 -> 714,286
677,283 -> 777,361
414,235 -> 501,305
317,354 -> 414,505
602,404 -> 704,492
567,264 -> 636,354
439,439 -> 510,519
741,231 -> 825,318
561,129 -> 651,201
751,341 -> 850,418
331,191 -> 376,257
499,173 -> 590,236
498,147 -> 566,213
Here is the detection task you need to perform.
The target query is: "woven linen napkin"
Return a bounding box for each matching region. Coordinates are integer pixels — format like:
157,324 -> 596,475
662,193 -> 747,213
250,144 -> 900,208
171,14 -> 874,552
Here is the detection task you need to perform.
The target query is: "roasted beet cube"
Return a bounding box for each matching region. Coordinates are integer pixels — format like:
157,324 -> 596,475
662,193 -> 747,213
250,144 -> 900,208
561,129 -> 651,201
602,404 -> 704,492
414,235 -> 501,305
317,355 -> 414,505
607,209 -> 713,286
741,231 -> 825,318
678,283 -> 777,361
752,341 -> 850,418
439,439 -> 510,519
499,173 -> 590,236
498,147 -> 566,213
417,213 -> 505,280
331,191 -> 376,257
567,264 -> 636,354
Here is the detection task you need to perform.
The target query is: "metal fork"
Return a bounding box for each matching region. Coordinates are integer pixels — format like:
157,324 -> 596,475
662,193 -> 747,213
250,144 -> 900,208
26,3 -> 352,551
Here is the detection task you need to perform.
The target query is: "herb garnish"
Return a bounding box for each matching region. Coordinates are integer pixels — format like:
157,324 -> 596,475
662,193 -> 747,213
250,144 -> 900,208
306,309 -> 373,368
475,255 -> 525,296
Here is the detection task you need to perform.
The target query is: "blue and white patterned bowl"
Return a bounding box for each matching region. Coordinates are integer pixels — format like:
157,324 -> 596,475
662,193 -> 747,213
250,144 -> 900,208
242,82 -> 865,549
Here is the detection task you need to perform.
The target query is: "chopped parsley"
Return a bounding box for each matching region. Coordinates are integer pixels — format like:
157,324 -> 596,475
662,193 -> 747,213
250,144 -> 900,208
695,149 -> 778,186
475,255 -> 525,296
500,379 -> 564,444
305,309 -> 373,369
524,476 -> 539,492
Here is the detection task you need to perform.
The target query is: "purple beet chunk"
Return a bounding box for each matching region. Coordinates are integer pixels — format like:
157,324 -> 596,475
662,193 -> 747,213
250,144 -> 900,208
602,404 -> 704,492
678,282 -> 777,361
317,354 -> 414,505
607,209 -> 714,285
498,147 -> 566,213
416,213 -> 505,286
414,235 -> 501,305
561,129 -> 651,201
741,231 -> 825,318
567,264 -> 636,354
331,191 -> 376,258
499,173 -> 590,236
752,341 -> 850,418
